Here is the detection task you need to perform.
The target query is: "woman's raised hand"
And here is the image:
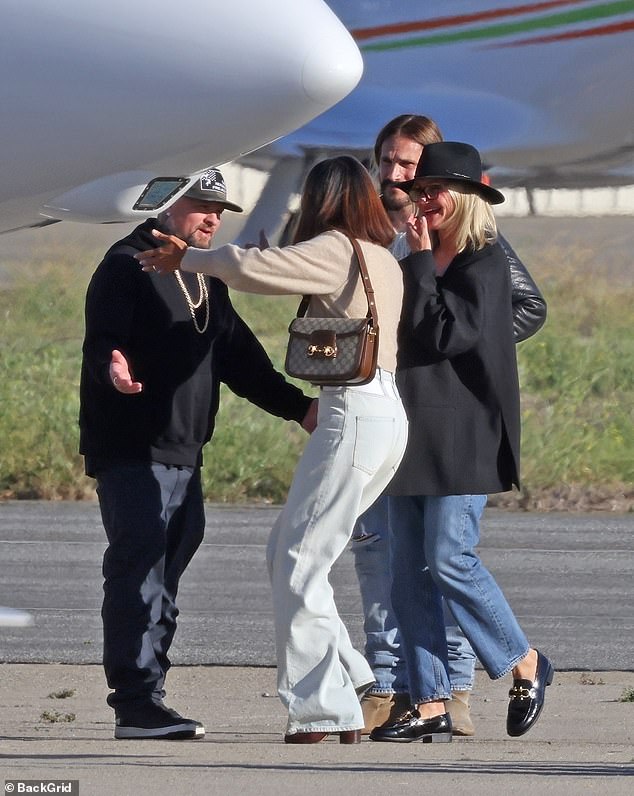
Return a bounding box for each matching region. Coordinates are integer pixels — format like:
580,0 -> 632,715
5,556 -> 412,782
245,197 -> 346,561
136,229 -> 187,273
405,212 -> 432,253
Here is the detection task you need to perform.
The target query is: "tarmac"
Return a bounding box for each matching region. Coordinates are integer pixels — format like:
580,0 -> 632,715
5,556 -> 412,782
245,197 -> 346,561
2,664 -> 633,796
1,502 -> 633,795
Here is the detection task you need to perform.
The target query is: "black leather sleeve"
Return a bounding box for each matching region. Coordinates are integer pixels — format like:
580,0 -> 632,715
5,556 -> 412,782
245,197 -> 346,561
499,234 -> 547,343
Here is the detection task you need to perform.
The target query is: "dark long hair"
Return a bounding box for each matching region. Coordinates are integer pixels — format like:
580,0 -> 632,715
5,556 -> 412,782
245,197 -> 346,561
292,156 -> 394,248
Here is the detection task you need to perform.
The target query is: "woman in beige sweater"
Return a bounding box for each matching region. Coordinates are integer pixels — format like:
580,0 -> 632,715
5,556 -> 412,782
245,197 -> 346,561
138,156 -> 408,743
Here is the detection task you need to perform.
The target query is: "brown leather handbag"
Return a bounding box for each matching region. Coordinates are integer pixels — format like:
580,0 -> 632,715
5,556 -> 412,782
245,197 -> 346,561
284,235 -> 379,386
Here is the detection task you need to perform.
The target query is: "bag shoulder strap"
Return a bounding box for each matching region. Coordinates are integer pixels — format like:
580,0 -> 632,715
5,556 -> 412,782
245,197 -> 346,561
296,233 -> 378,327
348,235 -> 379,328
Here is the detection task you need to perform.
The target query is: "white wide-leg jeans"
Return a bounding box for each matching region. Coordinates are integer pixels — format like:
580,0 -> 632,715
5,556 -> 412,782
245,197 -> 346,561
266,369 -> 408,735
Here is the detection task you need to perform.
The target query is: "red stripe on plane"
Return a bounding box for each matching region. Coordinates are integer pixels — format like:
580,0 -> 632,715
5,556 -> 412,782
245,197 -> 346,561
491,17 -> 634,45
351,0 -> 592,41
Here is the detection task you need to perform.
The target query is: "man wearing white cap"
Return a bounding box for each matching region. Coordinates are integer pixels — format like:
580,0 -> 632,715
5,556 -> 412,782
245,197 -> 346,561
80,168 -> 316,741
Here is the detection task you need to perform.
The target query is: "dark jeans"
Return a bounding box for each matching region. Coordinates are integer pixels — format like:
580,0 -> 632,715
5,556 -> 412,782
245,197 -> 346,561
96,462 -> 205,708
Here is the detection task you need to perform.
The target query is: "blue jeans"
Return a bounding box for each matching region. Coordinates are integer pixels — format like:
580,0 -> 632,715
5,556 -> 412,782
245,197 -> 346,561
96,462 -> 205,707
388,494 -> 530,703
352,496 -> 476,695
266,371 -> 408,735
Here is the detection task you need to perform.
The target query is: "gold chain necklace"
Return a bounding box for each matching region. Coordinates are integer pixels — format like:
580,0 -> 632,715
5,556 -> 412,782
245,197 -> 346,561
174,270 -> 210,334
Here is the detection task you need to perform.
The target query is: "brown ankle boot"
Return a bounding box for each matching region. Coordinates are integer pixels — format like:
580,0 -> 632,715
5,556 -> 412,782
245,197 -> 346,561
446,690 -> 475,736
360,692 -> 411,735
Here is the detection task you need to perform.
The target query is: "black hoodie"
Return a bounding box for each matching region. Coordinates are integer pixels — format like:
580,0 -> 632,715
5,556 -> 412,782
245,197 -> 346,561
79,219 -> 311,474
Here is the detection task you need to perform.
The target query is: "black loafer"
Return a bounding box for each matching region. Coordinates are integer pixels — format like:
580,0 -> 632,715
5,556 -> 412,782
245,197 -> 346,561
369,709 -> 452,743
507,650 -> 554,737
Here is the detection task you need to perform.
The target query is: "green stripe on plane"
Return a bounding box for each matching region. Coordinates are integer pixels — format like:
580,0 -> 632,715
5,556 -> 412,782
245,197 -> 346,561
360,0 -> 634,51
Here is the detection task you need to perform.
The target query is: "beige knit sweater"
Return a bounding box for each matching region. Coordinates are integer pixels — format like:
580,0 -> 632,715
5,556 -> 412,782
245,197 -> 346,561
182,230 -> 404,373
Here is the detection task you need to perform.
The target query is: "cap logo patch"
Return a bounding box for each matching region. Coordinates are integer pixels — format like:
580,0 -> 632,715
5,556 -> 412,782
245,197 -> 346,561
199,169 -> 227,196
182,167 -> 243,212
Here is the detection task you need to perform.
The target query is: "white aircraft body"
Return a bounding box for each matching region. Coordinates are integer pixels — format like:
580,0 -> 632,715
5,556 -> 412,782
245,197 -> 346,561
2,1 -> 631,238
275,0 -> 634,185
0,0 -> 362,234
233,0 -> 633,241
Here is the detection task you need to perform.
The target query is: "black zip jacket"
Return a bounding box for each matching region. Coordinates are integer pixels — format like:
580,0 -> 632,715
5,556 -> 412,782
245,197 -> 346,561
79,220 -> 311,474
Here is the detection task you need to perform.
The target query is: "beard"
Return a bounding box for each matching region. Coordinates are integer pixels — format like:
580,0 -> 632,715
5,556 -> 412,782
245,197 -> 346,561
158,214 -> 215,250
380,180 -> 412,212
186,228 -> 215,249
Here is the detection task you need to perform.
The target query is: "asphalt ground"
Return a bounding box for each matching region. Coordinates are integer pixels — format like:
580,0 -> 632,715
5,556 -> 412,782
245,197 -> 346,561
1,502 -> 633,795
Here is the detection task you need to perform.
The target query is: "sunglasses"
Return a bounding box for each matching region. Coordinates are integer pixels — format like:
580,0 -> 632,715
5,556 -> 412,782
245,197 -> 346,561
408,183 -> 446,202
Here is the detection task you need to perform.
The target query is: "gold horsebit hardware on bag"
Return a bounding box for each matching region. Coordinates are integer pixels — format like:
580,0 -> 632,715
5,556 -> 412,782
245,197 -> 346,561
307,343 -> 338,358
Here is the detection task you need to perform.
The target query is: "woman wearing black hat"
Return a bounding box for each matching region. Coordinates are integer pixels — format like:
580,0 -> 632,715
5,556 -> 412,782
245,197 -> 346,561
370,142 -> 553,743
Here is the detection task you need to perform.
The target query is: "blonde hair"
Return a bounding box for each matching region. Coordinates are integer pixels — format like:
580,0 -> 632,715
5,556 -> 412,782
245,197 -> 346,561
439,187 -> 497,252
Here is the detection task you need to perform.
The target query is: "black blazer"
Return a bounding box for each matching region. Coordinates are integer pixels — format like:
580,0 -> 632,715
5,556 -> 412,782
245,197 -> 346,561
389,242 -> 521,497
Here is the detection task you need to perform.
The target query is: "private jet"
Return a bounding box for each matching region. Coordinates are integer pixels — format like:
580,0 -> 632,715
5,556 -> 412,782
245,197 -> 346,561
0,0 -> 362,235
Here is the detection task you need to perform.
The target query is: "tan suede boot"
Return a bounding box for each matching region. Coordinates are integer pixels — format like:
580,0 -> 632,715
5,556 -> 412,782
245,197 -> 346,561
446,690 -> 475,736
360,692 -> 411,735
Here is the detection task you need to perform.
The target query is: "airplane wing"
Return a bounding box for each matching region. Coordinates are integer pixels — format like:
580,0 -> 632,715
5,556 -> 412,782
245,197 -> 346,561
250,0 -> 634,183
0,0 -> 362,233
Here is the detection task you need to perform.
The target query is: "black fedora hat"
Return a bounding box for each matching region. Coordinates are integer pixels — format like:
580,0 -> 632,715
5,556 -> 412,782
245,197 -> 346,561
397,141 -> 505,205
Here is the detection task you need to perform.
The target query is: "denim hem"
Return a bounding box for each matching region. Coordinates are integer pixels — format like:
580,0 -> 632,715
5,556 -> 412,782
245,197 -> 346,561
411,694 -> 451,704
490,647 -> 531,680
286,724 -> 364,734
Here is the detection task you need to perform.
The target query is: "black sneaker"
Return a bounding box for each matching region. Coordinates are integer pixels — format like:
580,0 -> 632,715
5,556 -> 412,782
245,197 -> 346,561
114,701 -> 205,740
